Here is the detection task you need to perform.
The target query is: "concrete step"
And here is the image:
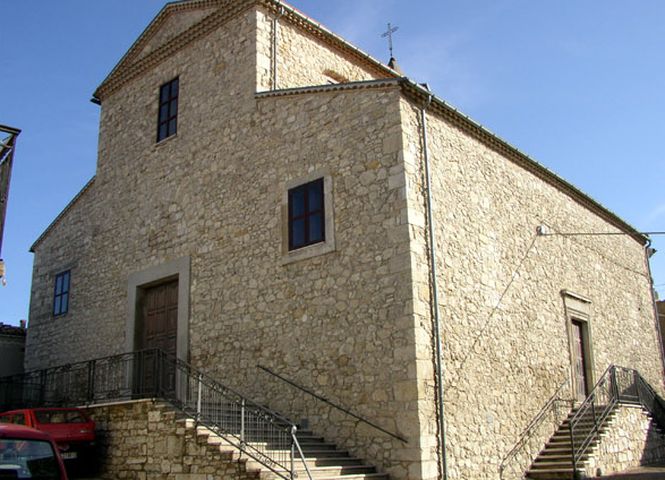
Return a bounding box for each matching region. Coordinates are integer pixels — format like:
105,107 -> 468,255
262,448 -> 352,459
526,468 -> 577,480
301,458 -> 369,468
533,452 -> 586,463
302,474 -> 388,480
291,465 -> 377,477
168,399 -> 384,480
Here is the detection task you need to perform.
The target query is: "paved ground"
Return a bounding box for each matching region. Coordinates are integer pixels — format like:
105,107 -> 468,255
74,464 -> 665,480
598,463 -> 665,479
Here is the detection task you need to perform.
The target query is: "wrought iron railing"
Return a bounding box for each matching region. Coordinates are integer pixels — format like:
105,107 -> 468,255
499,378 -> 572,480
569,365 -> 664,475
636,374 -> 665,430
0,349 -> 312,480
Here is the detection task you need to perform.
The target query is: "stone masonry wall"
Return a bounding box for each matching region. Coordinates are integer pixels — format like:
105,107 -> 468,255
255,7 -> 387,92
583,405 -> 665,478
187,85 -> 419,480
399,98 -> 665,480
27,8 -> 260,369
84,400 -> 260,480
28,7 -> 422,480
25,182 -> 102,370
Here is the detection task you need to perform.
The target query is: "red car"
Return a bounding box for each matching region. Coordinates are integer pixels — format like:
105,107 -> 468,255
0,423 -> 68,479
0,409 -> 95,463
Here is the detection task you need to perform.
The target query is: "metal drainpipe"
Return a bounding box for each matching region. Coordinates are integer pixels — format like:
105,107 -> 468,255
271,7 -> 285,90
644,239 -> 665,386
420,94 -> 449,480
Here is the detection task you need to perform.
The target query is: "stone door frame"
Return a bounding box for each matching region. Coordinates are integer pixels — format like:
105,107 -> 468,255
127,256 -> 190,363
562,290 -> 595,402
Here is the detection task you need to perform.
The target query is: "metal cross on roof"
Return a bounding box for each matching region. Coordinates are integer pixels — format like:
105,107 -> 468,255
381,23 -> 399,58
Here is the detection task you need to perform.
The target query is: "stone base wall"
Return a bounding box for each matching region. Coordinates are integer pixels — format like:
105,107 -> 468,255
83,400 -> 260,480
584,404 -> 665,478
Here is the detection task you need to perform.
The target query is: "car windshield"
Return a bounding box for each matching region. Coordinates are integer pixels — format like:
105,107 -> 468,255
34,411 -> 85,424
0,438 -> 61,479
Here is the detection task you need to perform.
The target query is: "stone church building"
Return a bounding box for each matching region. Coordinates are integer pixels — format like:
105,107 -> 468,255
24,1 -> 665,479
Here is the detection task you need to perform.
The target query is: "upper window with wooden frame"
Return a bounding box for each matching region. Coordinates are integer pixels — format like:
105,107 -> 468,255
288,178 -> 325,250
53,270 -> 71,316
157,77 -> 179,142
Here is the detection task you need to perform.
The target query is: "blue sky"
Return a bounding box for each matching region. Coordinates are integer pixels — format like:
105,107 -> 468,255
1,0 -> 664,325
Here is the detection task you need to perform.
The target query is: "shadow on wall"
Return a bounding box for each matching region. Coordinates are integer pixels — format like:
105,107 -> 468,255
639,420 -> 665,468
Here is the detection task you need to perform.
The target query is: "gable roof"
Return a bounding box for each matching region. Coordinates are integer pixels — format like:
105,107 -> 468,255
86,0 -> 645,248
30,177 -> 95,253
93,0 -> 399,101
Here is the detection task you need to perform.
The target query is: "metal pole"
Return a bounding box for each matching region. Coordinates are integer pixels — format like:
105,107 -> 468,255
644,241 -> 665,387
87,360 -> 96,403
569,422 -> 577,476
196,373 -> 203,422
291,425 -> 314,480
290,428 -> 295,480
241,399 -> 246,444
421,94 -> 448,480
271,6 -> 284,90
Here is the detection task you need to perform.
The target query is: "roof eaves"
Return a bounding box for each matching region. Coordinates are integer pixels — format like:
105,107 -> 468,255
255,78 -> 403,98
398,79 -> 646,245
94,0 -> 230,101
93,4 -> 172,100
30,177 -> 96,253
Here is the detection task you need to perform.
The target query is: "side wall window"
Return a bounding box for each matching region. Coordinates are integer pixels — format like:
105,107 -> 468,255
282,172 -> 335,264
288,178 -> 325,250
53,270 -> 71,316
157,77 -> 179,142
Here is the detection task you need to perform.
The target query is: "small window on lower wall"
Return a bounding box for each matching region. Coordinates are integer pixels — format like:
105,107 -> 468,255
53,270 -> 71,316
282,172 -> 335,264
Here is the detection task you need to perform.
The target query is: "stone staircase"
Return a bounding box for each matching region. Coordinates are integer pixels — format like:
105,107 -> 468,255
526,407 -> 616,480
173,404 -> 389,480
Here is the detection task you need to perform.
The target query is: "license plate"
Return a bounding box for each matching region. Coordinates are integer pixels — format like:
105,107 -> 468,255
61,452 -> 77,460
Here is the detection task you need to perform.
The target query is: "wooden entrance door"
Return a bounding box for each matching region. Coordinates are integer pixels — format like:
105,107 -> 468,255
140,280 -> 178,355
572,320 -> 589,401
138,280 -> 178,395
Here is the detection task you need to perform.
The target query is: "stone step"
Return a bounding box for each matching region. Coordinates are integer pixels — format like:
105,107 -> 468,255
302,458 -> 369,468
169,400 -> 382,480
292,465 -> 377,477
267,448 -> 352,459
526,468 -> 577,480
533,452 -> 586,463
302,474 -> 388,480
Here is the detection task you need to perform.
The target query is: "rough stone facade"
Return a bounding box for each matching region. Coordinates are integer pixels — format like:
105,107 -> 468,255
84,400 -> 260,480
25,2 -> 665,480
583,405 -> 665,478
398,97 -> 664,479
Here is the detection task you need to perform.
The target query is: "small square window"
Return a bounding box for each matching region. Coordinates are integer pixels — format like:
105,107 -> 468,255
157,77 -> 179,142
288,178 -> 325,250
53,270 -> 70,316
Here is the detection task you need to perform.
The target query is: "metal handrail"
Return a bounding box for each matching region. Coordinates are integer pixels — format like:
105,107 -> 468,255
499,378 -> 572,479
569,365 -> 616,474
291,426 -> 314,480
569,365 -> 665,476
636,374 -> 665,429
257,364 -> 408,443
0,349 -> 313,480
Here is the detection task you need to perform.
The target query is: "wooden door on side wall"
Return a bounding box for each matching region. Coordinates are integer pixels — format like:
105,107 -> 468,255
572,320 -> 589,401
138,279 -> 178,395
